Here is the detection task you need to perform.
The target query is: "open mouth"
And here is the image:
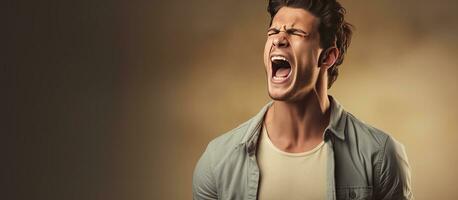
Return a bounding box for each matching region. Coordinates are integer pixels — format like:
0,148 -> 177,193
271,55 -> 292,81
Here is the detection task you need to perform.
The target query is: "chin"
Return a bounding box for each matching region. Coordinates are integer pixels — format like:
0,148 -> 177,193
268,84 -> 313,102
268,87 -> 294,101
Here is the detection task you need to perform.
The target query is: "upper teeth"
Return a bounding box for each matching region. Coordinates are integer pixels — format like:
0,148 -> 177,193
271,56 -> 288,62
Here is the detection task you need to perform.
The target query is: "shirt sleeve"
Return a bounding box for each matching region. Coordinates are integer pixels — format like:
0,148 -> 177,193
193,143 -> 218,200
374,136 -> 414,200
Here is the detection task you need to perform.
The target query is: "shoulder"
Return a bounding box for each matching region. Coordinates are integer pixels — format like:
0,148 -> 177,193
343,110 -> 409,169
206,102 -> 271,158
208,119 -> 251,150
193,117 -> 253,185
205,116 -> 255,164
343,111 -> 395,151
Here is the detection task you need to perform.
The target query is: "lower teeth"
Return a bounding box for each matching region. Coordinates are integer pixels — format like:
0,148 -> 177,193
273,76 -> 286,80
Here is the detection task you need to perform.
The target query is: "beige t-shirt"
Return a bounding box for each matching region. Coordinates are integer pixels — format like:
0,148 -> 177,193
257,124 -> 328,200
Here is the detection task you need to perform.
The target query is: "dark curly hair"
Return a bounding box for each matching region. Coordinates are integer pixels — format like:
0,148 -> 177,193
268,0 -> 353,88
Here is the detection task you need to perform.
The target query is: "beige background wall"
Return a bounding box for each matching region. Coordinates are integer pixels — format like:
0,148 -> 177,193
6,0 -> 457,199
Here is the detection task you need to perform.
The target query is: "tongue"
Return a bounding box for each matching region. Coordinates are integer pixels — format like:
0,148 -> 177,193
275,67 -> 291,77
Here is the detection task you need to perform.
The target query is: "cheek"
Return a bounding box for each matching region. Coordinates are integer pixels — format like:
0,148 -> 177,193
294,42 -> 320,66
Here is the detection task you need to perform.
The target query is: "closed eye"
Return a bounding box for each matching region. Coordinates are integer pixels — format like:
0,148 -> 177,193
267,28 -> 280,36
286,28 -> 309,37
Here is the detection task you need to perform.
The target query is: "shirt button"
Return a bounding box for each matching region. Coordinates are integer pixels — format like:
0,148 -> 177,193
349,190 -> 356,199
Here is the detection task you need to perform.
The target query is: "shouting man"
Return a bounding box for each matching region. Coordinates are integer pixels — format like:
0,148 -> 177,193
193,0 -> 413,199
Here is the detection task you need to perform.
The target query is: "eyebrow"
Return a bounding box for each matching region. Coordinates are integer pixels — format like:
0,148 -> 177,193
267,27 -> 309,36
267,27 -> 279,32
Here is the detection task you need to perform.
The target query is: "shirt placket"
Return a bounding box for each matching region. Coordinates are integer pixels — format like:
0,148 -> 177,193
325,131 -> 337,200
247,153 -> 260,200
246,128 -> 261,200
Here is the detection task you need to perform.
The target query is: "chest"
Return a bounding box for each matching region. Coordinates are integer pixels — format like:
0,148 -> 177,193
215,142 -> 375,200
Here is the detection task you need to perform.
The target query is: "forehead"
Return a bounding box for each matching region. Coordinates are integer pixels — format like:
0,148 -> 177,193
271,7 -> 320,31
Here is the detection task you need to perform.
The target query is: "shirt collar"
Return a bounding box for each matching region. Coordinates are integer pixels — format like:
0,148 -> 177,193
241,95 -> 347,155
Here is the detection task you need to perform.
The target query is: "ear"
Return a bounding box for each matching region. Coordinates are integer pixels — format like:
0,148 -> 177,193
319,47 -> 340,69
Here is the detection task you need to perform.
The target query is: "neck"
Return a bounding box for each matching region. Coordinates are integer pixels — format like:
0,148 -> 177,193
264,88 -> 331,153
267,91 -> 330,136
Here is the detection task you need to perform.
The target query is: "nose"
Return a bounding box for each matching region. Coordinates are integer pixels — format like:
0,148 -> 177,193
272,32 -> 289,48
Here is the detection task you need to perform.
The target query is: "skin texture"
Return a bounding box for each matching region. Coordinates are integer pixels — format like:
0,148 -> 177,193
263,7 -> 339,153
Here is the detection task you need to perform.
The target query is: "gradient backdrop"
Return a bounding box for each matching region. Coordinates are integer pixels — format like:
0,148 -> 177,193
5,0 -> 458,199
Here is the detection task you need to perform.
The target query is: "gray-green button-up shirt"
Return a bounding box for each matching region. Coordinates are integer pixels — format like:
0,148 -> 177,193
193,96 -> 413,200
